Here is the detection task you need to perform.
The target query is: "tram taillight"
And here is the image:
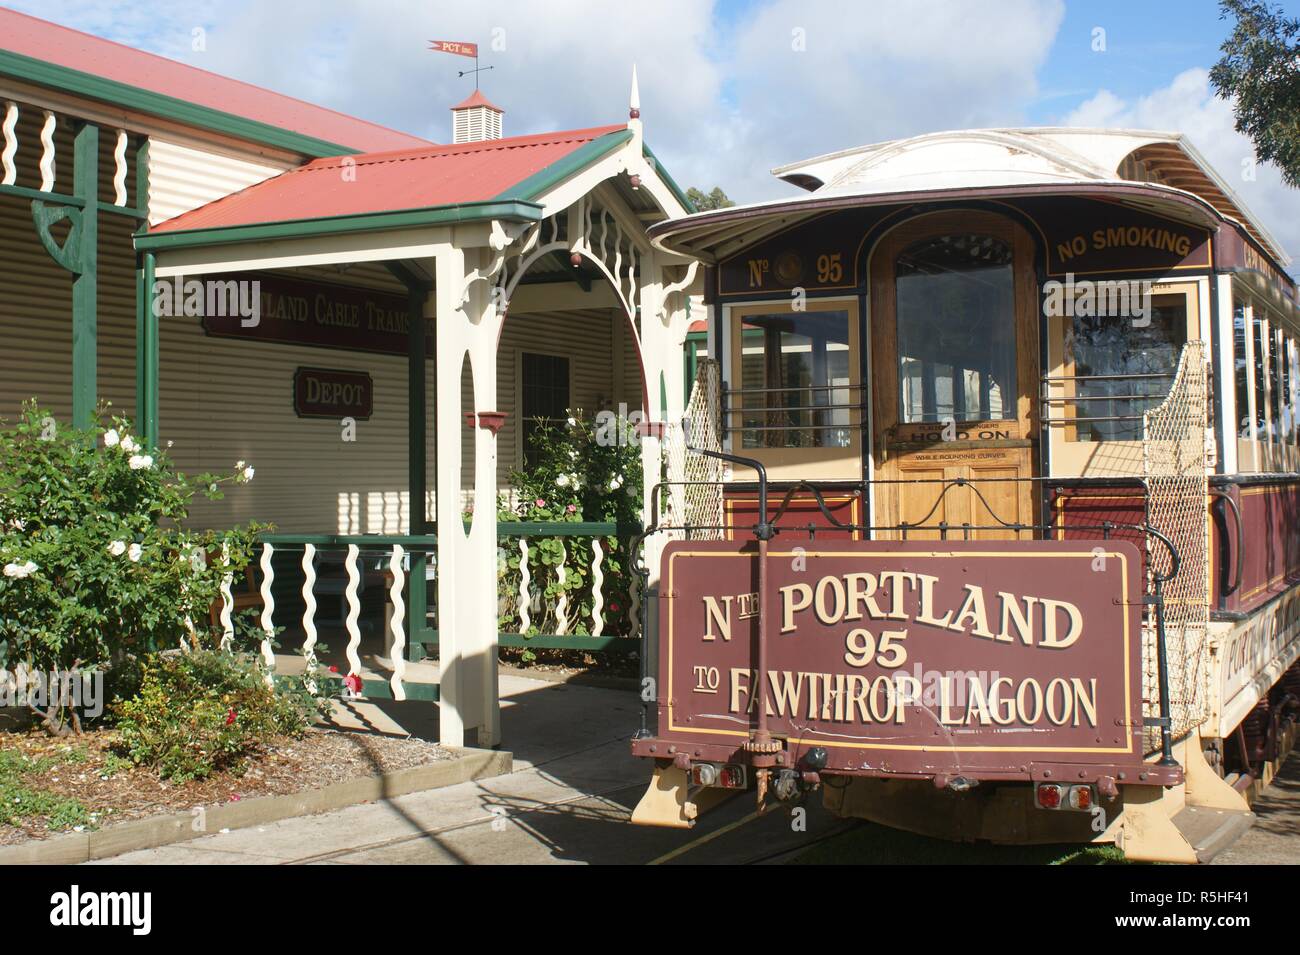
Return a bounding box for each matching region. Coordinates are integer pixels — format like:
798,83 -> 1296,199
1036,783 -> 1096,811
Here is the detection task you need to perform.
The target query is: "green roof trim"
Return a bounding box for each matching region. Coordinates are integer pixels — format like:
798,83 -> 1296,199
493,127 -> 695,216
642,142 -> 695,213
495,129 -> 634,202
0,48 -> 361,159
134,199 -> 544,251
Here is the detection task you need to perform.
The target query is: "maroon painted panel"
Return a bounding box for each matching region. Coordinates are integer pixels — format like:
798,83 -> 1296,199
1222,482 -> 1300,615
723,488 -> 863,541
657,538 -> 1145,778
199,272 -> 433,357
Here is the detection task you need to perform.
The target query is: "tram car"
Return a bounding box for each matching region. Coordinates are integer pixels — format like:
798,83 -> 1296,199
628,128 -> 1300,863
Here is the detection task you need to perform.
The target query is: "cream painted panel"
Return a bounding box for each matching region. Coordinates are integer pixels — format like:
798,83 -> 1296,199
148,138 -> 291,227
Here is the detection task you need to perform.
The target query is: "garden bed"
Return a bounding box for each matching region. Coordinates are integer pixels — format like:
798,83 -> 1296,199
0,724 -> 454,847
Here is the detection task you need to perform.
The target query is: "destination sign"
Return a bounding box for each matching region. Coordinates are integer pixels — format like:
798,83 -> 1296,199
659,538 -> 1144,776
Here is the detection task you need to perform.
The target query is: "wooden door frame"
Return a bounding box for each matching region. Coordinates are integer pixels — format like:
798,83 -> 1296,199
867,209 -> 1040,453
865,209 -> 1041,537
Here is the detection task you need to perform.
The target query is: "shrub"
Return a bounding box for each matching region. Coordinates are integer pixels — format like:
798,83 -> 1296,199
114,649 -> 317,781
0,403 -> 264,731
497,411 -> 642,648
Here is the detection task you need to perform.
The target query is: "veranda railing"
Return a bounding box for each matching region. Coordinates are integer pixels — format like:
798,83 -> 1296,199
223,522 -> 641,699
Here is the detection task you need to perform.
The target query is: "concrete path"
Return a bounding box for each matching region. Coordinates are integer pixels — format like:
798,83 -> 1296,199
96,673 -> 846,865
1212,752 -> 1300,865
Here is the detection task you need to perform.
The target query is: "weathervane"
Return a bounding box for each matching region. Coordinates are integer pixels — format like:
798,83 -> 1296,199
428,39 -> 493,89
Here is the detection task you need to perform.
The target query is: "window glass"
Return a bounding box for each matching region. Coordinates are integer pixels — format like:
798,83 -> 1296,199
739,310 -> 852,448
1234,301 -> 1251,439
1273,327 -> 1286,443
895,234 -> 1015,424
1253,309 -> 1269,439
1068,295 -> 1186,441
521,352 -> 570,467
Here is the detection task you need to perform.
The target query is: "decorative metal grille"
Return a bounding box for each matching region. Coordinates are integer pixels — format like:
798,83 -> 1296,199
663,357 -> 725,538
1142,339 -> 1211,746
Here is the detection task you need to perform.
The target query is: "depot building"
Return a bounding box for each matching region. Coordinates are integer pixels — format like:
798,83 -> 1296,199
0,8 -> 698,538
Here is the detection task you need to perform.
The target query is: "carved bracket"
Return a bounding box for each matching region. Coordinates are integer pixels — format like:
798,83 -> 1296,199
30,199 -> 85,274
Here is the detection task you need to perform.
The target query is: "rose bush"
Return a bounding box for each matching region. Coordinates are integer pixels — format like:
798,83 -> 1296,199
0,403 -> 265,730
497,411 -> 642,652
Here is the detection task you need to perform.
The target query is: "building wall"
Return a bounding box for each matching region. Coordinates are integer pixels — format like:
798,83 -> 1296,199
1,182 -> 645,535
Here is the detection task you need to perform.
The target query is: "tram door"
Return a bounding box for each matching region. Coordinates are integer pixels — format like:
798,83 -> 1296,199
869,212 -> 1039,540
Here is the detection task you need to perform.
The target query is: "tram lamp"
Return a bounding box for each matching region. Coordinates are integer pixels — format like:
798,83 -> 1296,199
801,747 -> 828,771
1036,783 -> 1096,811
690,762 -> 747,789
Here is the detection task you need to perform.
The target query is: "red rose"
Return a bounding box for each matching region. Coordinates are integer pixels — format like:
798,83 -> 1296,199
225,708 -> 237,725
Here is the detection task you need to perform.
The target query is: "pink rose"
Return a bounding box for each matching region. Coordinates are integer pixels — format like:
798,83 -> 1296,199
534,498 -> 545,507
566,504 -> 577,513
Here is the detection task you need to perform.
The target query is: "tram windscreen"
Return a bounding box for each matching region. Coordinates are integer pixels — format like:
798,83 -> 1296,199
895,234 -> 1016,424
1068,295 -> 1186,441
739,310 -> 852,448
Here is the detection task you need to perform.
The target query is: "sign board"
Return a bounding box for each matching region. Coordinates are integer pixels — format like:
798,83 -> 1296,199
200,272 -> 431,357
658,538 -> 1145,777
293,367 -> 373,420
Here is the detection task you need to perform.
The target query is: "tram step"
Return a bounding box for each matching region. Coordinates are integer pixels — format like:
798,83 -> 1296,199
1171,805 -> 1256,863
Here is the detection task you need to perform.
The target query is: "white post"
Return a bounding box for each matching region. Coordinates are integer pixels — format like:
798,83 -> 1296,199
432,242 -> 503,748
466,244 -> 503,747
432,248 -> 468,747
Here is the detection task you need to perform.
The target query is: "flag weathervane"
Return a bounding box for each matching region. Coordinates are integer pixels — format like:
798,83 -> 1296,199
428,39 -> 493,89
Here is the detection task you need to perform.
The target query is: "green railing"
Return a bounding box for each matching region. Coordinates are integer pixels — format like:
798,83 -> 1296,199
229,524 -> 640,700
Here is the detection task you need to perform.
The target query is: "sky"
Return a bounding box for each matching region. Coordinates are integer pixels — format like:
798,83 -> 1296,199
9,0 -> 1300,272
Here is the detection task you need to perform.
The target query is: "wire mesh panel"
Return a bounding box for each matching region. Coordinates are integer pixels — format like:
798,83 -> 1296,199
1142,339 -> 1210,746
663,357 -> 725,538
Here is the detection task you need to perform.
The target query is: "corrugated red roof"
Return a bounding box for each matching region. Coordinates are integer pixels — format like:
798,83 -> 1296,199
0,8 -> 432,153
452,90 -> 504,113
151,125 -> 626,233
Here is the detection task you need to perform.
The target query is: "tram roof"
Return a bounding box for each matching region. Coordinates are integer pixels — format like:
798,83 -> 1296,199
649,127 -> 1289,270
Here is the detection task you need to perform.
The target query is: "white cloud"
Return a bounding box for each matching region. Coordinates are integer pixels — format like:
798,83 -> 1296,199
8,0 -> 1066,205
1066,68 -> 1300,273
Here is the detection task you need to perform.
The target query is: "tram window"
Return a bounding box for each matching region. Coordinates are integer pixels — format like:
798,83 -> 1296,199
1067,295 -> 1186,441
895,234 -> 1015,424
738,310 -> 852,448
521,351 -> 570,467
1234,302 -> 1251,439
1253,310 -> 1269,439
1273,328 -> 1286,443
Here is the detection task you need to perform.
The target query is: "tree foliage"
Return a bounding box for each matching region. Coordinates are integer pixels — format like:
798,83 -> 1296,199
1210,0 -> 1300,187
686,186 -> 736,211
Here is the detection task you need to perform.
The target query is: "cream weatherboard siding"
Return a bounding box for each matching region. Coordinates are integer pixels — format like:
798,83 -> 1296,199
492,307 -> 645,477
147,138 -> 292,227
0,196 -> 137,424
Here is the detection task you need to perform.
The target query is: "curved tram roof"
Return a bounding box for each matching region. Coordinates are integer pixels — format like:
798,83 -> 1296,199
649,127 -> 1291,276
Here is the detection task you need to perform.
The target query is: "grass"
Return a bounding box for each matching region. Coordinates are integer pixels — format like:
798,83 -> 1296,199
0,746 -> 93,832
791,820 -> 1131,865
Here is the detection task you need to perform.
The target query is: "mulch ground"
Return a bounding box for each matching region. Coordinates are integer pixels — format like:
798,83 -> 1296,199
0,725 -> 454,847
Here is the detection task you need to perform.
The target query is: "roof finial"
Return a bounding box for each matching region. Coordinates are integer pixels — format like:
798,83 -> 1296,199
629,64 -> 640,120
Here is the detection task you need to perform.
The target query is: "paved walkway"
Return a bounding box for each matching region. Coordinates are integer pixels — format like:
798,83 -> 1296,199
1212,751 -> 1300,865
96,674 -> 845,865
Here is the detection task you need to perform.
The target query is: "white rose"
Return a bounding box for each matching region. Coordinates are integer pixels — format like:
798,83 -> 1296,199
120,435 -> 138,453
103,429 -> 120,448
235,460 -> 246,469
566,416 -> 577,427
128,454 -> 153,470
555,474 -> 569,487
242,466 -> 255,481
127,543 -> 142,562
108,540 -> 127,557
3,561 -> 36,579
